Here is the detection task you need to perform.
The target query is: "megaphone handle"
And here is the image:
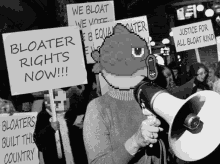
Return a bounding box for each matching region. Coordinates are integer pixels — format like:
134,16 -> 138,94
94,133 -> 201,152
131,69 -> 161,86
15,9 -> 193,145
141,103 -> 157,148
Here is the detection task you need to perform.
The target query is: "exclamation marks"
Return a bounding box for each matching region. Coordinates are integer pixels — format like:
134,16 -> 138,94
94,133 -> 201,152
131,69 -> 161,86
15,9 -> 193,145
58,68 -> 60,77
57,67 -> 68,77
62,67 -> 64,77
66,67 -> 68,76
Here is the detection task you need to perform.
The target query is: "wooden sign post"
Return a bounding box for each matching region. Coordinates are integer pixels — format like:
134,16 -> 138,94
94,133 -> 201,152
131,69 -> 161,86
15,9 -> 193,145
195,48 -> 201,63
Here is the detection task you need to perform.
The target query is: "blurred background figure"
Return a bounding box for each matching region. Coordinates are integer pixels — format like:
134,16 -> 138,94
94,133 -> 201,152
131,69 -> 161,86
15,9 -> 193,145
163,66 -> 178,90
153,64 -> 177,91
213,61 -> 220,94
0,97 -> 16,115
206,63 -> 218,90
188,63 -> 210,95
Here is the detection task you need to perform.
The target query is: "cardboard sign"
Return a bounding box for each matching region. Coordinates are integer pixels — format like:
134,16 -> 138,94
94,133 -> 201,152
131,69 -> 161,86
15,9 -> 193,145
172,20 -> 216,52
91,16 -> 150,50
2,26 -> 87,96
67,1 -> 115,63
0,112 -> 39,164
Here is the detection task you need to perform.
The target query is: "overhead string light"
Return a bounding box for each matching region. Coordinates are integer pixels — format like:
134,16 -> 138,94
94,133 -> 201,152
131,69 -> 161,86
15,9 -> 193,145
162,38 -> 170,44
150,41 -> 155,46
197,4 -> 204,12
205,8 -> 214,17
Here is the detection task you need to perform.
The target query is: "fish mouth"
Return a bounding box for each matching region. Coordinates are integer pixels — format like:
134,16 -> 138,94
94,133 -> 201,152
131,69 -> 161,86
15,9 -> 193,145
133,67 -> 148,77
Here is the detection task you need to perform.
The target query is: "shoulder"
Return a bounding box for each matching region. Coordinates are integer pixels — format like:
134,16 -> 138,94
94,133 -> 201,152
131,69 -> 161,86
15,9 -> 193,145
86,97 -> 103,116
85,94 -> 111,123
86,93 -> 110,111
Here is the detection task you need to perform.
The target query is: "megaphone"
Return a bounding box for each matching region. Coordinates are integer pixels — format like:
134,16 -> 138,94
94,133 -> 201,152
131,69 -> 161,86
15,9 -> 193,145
134,81 -> 220,162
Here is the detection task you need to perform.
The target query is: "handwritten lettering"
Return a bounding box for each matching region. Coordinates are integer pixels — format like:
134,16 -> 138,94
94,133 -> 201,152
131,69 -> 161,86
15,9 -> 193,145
19,51 -> 69,68
4,148 -> 35,164
24,66 -> 68,82
125,21 -> 147,33
88,17 -> 108,26
2,116 -> 36,132
75,19 -> 87,28
179,26 -> 198,36
176,34 -> 215,47
10,36 -> 75,54
94,26 -> 113,40
71,5 -> 84,15
85,45 -> 95,56
86,4 -> 109,14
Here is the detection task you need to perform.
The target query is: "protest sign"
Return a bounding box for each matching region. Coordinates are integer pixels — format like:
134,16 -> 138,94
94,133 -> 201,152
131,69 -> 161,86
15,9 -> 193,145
172,20 -> 216,62
91,16 -> 150,95
0,112 -> 38,164
2,26 -> 87,96
67,1 -> 115,63
91,16 -> 150,50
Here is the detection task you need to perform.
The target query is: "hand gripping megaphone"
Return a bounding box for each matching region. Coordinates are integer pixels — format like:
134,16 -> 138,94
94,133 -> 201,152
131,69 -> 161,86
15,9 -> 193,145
134,81 -> 220,162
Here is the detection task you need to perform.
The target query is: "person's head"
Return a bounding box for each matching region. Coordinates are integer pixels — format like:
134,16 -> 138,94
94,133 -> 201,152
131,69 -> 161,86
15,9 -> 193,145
215,61 -> 220,78
162,67 -> 176,88
207,63 -> 216,82
189,63 -> 208,83
197,67 -> 207,82
44,89 -> 70,115
91,23 -> 151,90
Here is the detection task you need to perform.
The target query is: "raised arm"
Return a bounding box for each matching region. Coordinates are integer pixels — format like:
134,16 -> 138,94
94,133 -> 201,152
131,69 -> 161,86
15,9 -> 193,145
83,99 -> 135,164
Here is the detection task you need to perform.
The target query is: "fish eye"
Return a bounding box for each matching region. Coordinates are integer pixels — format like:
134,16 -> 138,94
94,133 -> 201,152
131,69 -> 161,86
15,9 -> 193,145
132,48 -> 145,58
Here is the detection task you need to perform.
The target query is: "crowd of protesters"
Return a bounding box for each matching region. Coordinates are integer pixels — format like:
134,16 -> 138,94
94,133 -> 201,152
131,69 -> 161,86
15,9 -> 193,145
0,58 -> 220,164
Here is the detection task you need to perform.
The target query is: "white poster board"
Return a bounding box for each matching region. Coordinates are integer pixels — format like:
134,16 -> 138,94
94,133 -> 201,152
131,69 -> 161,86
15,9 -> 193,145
67,1 -> 115,63
91,16 -> 150,95
0,112 -> 39,164
2,26 -> 87,96
172,20 -> 216,52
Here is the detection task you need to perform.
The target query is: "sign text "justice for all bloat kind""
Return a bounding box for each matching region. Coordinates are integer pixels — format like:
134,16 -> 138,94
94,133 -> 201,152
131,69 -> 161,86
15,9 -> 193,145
172,20 -> 216,52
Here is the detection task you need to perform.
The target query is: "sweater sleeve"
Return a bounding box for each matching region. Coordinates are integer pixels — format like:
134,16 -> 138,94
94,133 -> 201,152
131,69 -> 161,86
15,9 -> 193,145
83,99 -> 134,164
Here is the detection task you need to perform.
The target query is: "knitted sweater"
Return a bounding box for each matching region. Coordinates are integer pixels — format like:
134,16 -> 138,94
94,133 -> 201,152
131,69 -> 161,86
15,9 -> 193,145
83,86 -> 167,164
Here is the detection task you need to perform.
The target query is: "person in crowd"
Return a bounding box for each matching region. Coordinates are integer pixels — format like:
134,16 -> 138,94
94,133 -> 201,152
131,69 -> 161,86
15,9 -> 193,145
83,24 -> 169,164
188,63 -> 210,95
0,97 -> 16,115
167,62 -> 181,83
163,66 -> 178,90
213,61 -> 220,94
206,63 -> 218,90
154,64 -> 177,91
33,87 -> 88,164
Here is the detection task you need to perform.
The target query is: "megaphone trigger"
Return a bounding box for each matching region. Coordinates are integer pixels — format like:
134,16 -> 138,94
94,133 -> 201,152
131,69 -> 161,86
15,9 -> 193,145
141,103 -> 154,116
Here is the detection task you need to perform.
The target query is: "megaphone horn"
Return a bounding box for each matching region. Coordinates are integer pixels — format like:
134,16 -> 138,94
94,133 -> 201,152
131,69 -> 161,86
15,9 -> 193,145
134,82 -> 220,162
